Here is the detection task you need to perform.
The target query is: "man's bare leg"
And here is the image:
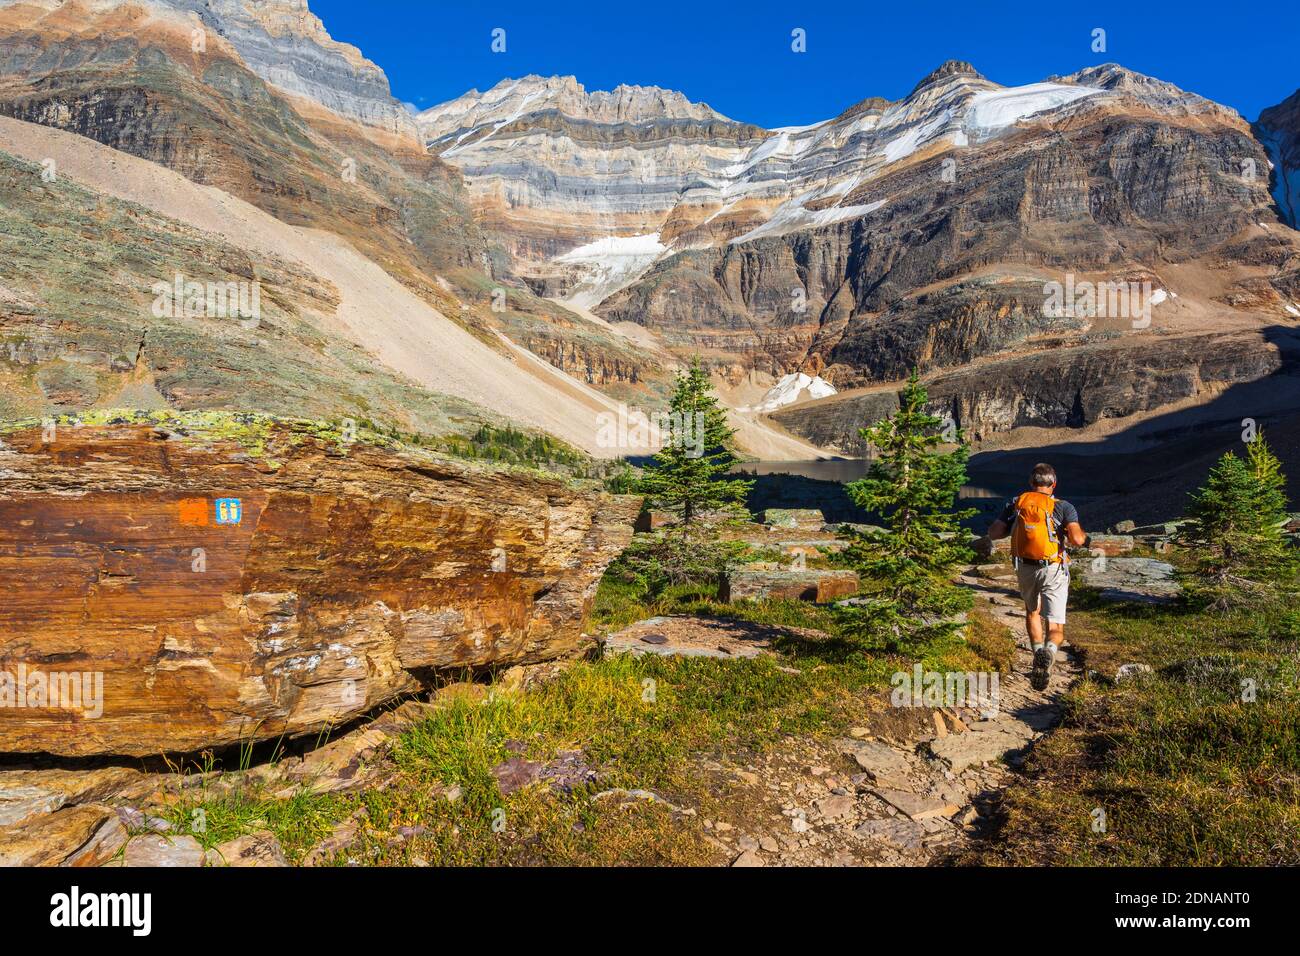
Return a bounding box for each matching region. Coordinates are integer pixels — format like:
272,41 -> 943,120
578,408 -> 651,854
1025,608 -> 1045,648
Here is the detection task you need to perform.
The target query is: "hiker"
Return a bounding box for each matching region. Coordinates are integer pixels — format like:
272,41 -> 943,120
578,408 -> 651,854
985,463 -> 1091,691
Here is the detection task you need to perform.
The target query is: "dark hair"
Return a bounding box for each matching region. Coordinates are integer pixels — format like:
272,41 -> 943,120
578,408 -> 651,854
1030,463 -> 1057,488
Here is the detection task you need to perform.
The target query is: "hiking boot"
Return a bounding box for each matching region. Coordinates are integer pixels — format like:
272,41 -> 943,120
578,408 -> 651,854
1030,645 -> 1052,691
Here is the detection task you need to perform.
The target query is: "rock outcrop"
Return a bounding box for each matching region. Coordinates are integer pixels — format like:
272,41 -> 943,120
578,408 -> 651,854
0,417 -> 637,757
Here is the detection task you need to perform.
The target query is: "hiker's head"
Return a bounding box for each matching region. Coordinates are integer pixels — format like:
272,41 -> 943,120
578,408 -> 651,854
1030,462 -> 1057,492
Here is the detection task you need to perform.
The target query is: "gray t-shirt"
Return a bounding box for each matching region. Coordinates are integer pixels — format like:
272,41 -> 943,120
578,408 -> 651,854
998,494 -> 1080,537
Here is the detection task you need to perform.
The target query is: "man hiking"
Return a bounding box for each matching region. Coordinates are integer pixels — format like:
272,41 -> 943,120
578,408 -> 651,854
985,463 -> 1091,691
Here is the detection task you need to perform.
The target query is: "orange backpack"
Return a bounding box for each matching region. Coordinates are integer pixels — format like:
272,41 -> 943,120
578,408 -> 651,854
1011,491 -> 1063,563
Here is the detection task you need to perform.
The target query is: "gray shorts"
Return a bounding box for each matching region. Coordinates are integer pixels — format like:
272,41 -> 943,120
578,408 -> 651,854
1015,560 -> 1070,624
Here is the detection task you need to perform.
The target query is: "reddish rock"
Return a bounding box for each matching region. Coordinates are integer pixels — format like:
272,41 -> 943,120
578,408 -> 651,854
0,421 -> 637,757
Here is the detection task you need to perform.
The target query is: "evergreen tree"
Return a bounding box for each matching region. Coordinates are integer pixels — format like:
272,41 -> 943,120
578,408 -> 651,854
835,370 -> 975,649
1178,434 -> 1295,607
639,357 -> 752,525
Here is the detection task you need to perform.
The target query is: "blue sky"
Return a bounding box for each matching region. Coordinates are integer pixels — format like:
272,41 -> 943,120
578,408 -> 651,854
312,0 -> 1298,126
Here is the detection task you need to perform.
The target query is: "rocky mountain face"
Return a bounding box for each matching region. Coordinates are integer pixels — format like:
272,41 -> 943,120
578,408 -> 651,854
424,61 -> 1300,446
0,0 -> 481,281
0,0 -> 671,416
1257,87 -> 1300,229
0,418 -> 637,757
1,0 -> 418,138
771,330 -> 1292,455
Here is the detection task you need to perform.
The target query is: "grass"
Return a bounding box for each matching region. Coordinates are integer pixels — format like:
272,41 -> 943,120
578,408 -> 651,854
967,592 -> 1300,865
156,788 -> 360,864
157,588 -> 1013,866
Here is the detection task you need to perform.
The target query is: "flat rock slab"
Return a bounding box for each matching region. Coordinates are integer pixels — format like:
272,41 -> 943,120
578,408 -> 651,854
1087,534 -> 1135,556
205,831 -> 288,867
0,804 -> 120,866
929,727 -> 1032,773
603,617 -> 775,659
1003,703 -> 1063,732
1077,557 -> 1179,603
0,767 -> 150,827
123,834 -> 206,867
854,817 -> 926,851
812,794 -> 856,821
833,738 -> 913,788
872,788 -> 960,821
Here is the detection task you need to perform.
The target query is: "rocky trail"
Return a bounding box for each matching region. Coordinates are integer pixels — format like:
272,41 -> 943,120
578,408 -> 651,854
634,566 -> 1085,867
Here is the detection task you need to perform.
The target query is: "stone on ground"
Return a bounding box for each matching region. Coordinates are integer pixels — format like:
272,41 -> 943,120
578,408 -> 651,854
833,738 -> 913,788
123,833 -> 205,867
205,831 -> 289,867
928,726 -> 1032,773
0,804 -> 122,866
1076,557 -> 1179,603
854,817 -> 925,851
872,788 -> 960,821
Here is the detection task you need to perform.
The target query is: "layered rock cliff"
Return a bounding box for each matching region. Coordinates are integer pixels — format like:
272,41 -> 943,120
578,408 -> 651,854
0,0 -> 419,139
771,329 -> 1292,455
0,416 -> 638,757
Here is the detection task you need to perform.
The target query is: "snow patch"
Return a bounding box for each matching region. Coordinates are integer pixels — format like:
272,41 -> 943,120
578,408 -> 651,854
730,196 -> 885,244
741,373 -> 837,413
554,233 -> 668,308
963,83 -> 1102,141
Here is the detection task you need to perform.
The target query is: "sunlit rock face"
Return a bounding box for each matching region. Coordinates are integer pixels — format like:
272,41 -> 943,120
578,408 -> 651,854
0,422 -> 638,757
0,0 -> 418,138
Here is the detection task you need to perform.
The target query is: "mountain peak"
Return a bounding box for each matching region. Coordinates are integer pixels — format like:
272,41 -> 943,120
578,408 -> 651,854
419,74 -> 733,143
1052,63 -> 1230,118
909,60 -> 985,95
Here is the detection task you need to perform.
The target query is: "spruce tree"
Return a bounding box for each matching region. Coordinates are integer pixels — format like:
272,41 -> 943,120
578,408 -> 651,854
835,369 -> 975,649
1178,434 -> 1295,607
639,357 -> 752,525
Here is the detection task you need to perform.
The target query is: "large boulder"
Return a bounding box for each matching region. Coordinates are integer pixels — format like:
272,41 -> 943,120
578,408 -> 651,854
721,568 -> 859,604
0,417 -> 637,757
1074,557 -> 1180,603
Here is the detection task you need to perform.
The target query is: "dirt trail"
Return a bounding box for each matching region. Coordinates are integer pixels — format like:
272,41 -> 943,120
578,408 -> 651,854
0,115 -> 630,455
